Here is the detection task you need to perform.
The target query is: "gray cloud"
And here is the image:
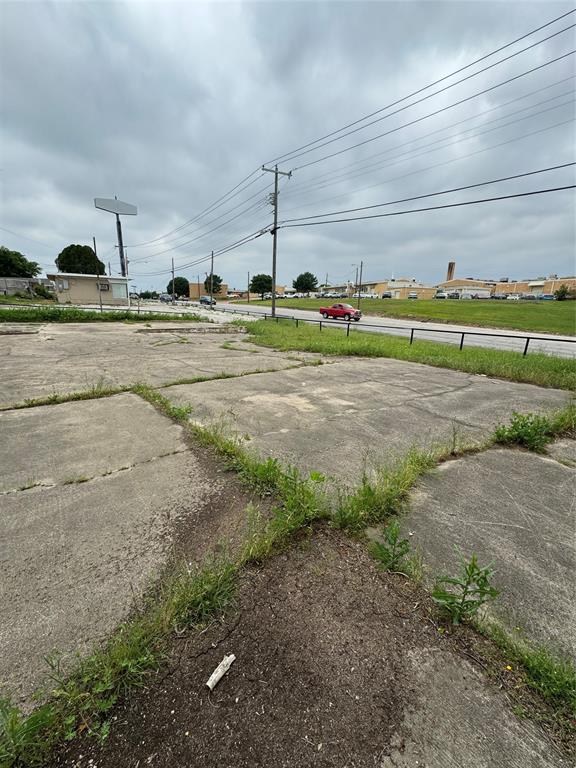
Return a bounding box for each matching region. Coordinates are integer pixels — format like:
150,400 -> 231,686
0,0 -> 574,290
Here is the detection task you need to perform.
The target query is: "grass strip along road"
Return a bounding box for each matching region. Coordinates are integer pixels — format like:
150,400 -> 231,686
244,319 -> 576,391
238,298 -> 576,336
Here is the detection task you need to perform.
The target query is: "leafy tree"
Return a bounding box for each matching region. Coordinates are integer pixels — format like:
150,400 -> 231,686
204,273 -> 223,295
139,290 -> 158,299
293,271 -> 318,293
56,244 -> 105,275
554,284 -> 571,301
250,273 -> 272,299
167,276 -> 189,297
0,246 -> 41,277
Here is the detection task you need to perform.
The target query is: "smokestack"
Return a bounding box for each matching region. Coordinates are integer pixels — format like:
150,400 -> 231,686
447,261 -> 455,281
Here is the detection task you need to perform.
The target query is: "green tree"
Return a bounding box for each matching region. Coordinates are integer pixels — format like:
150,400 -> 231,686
554,284 -> 570,301
0,246 -> 41,277
167,276 -> 189,297
203,273 -> 223,295
56,244 -> 105,275
250,273 -> 272,299
140,290 -> 158,299
293,272 -> 318,293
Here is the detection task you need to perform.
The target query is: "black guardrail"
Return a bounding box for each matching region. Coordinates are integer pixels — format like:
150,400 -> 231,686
215,304 -> 576,357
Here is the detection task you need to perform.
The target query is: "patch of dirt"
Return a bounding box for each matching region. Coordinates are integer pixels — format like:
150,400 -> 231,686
53,530 -> 569,768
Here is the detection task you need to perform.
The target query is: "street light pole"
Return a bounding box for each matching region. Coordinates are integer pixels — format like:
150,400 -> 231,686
262,164 -> 292,318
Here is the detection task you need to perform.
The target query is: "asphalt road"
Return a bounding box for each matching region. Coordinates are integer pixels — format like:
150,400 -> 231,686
4,300 -> 574,357
215,301 -> 576,358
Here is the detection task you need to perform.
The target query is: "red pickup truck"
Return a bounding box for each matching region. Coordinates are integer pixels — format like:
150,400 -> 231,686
319,303 -> 362,321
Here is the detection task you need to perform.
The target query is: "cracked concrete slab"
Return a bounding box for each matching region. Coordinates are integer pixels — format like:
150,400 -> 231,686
0,322 -> 320,406
405,448 -> 576,660
547,438 -> 576,467
0,393 -> 187,493
160,358 -> 568,483
0,451 -> 212,709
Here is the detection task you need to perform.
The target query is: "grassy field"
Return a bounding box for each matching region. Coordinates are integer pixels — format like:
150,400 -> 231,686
237,298 -> 576,336
244,319 -> 576,391
0,306 -> 203,323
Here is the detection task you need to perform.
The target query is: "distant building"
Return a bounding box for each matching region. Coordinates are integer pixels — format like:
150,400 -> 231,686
437,276 -> 576,296
47,273 -> 129,305
325,277 -> 436,299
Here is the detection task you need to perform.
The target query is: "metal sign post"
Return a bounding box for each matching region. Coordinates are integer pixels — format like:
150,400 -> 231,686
94,197 -> 137,279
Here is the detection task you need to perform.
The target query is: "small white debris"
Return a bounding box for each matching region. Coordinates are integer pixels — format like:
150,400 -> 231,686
206,654 -> 236,690
318,743 -> 323,751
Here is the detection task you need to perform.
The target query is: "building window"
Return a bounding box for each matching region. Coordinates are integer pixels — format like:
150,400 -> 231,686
98,283 -> 110,291
111,283 -> 127,299
57,279 -> 69,291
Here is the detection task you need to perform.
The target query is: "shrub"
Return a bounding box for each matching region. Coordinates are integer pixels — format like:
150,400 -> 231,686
369,519 -> 411,571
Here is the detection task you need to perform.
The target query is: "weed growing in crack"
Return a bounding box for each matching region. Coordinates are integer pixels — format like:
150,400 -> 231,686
0,699 -> 55,767
494,403 -> 575,452
432,554 -> 499,624
332,447 -> 438,531
369,519 -> 411,572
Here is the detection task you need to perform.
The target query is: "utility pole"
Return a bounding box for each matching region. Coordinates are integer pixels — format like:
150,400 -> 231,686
354,265 -> 359,299
115,213 -> 127,277
125,248 -> 131,308
247,271 -> 250,303
108,261 -> 111,277
197,273 -> 200,301
262,164 -> 292,317
209,250 -> 214,308
171,257 -> 175,305
93,236 -> 103,313
357,260 -> 363,310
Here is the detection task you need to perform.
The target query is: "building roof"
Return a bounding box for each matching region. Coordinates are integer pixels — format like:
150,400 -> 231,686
46,272 -> 128,281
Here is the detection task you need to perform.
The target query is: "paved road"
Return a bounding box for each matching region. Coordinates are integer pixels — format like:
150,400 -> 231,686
215,302 -> 576,358
4,300 -> 574,357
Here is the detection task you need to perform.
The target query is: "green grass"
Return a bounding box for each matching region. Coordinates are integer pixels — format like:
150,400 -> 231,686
0,295 -> 55,306
0,559 -> 237,767
240,298 -> 576,336
0,307 -> 203,323
477,620 -> 576,720
245,319 -> 576,391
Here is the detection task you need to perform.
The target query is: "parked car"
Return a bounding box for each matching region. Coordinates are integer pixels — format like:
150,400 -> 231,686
447,291 -> 460,299
538,294 -> 556,300
520,294 -> 537,300
506,294 -> 521,300
319,303 -> 362,321
381,291 -> 392,299
434,291 -> 448,299
159,293 -> 172,303
199,295 -> 216,305
408,292 -> 418,299
491,293 -> 508,300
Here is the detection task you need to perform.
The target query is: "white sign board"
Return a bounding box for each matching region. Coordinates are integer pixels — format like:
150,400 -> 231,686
94,198 -> 138,216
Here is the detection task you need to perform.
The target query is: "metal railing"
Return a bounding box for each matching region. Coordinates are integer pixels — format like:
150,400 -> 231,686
214,304 -> 576,357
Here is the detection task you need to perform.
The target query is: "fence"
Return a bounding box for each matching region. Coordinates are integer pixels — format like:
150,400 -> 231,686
214,304 -> 576,358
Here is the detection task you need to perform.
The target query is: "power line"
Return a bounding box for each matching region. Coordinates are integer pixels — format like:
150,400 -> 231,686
280,186 -> 575,229
130,225 -> 272,278
0,225 -> 57,249
293,50 -> 576,172
280,163 -> 575,223
281,89 -> 574,203
267,9 -> 576,165
280,115 -> 575,218
127,196 -> 269,263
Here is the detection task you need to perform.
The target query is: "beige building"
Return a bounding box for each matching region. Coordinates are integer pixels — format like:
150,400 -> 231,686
437,276 -> 576,296
47,273 -> 129,305
326,277 -> 436,299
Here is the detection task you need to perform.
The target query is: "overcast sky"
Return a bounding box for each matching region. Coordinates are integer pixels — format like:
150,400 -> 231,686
1,0 -> 574,291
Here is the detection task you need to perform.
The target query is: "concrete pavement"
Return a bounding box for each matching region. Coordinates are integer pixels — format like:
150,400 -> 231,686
405,447 -> 576,661
160,357 -> 568,483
